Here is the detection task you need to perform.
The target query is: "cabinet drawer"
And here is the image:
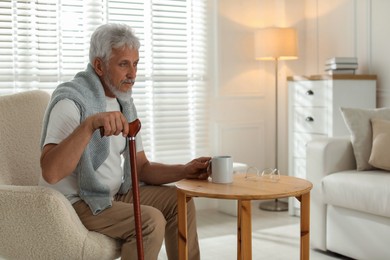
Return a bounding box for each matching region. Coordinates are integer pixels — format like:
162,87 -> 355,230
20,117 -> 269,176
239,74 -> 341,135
293,133 -> 325,158
294,107 -> 327,134
293,81 -> 326,107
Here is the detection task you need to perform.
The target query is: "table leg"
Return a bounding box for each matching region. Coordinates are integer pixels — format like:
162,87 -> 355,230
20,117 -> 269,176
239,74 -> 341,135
299,192 -> 310,260
237,200 -> 252,260
177,189 -> 188,260
237,201 -> 241,260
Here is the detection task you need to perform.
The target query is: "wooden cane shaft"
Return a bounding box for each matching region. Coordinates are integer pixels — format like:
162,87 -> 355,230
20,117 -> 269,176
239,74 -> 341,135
99,119 -> 143,259
127,119 -> 143,260
129,137 -> 144,260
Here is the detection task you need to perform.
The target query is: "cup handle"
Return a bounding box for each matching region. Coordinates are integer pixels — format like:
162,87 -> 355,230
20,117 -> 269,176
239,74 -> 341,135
207,160 -> 212,176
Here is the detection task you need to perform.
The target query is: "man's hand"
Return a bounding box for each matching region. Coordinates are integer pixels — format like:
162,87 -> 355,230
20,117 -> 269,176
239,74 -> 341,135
184,157 -> 211,180
90,111 -> 129,137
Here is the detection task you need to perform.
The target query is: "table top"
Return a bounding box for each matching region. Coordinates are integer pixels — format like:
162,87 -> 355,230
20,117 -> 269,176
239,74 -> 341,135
175,173 -> 313,200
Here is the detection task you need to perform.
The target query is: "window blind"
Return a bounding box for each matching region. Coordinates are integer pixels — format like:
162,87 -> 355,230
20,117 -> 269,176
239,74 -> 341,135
0,0 -> 209,164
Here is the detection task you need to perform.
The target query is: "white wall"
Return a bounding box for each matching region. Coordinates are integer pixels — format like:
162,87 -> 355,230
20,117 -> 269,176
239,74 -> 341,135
209,0 -> 304,175
370,0 -> 390,107
210,0 -> 390,182
304,0 -> 390,107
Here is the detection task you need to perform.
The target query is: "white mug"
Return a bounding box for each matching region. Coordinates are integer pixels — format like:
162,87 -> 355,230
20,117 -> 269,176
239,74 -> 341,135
210,156 -> 233,184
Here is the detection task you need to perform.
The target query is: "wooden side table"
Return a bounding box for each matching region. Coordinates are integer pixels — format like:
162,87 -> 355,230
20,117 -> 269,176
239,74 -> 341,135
176,173 -> 313,260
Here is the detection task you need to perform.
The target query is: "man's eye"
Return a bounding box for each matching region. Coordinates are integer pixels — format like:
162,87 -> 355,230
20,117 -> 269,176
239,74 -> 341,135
120,63 -> 128,67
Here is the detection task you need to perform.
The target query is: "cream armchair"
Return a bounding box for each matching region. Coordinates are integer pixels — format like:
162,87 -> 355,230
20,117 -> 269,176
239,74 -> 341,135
0,90 -> 120,259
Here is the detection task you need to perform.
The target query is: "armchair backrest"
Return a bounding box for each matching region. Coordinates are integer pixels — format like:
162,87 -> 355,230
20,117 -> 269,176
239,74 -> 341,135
0,90 -> 50,186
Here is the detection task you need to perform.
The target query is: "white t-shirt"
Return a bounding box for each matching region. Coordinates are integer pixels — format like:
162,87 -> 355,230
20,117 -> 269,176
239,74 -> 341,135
39,97 -> 143,204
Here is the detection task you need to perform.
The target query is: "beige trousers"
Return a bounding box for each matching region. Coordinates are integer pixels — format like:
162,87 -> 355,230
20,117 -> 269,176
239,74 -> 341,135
73,185 -> 200,260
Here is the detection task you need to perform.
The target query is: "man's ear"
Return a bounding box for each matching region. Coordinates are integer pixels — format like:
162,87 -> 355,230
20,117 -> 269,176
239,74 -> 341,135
93,58 -> 104,77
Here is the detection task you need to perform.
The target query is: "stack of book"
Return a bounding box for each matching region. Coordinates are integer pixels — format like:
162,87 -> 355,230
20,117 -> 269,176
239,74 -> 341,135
325,57 -> 358,75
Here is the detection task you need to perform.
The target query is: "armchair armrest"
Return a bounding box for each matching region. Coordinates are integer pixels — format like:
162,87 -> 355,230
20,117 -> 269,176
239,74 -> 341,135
0,185 -> 119,259
306,136 -> 356,250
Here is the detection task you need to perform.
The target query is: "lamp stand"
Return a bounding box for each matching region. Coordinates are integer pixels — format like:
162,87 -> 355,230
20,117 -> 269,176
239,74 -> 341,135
259,58 -> 288,212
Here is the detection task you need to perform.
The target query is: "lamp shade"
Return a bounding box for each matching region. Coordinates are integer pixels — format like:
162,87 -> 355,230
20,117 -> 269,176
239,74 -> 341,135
255,27 -> 298,60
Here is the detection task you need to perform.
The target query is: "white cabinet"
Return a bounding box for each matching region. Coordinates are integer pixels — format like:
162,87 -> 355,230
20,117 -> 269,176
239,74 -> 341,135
287,75 -> 377,216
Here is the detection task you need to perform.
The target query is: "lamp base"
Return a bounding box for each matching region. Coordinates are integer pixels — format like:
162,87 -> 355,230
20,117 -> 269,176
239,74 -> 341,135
259,199 -> 288,212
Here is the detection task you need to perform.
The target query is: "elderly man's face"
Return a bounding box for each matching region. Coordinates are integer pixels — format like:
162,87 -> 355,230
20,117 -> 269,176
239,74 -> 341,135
98,46 -> 139,100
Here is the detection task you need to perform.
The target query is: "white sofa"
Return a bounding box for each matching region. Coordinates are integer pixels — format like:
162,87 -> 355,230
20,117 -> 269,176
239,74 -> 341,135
306,136 -> 390,260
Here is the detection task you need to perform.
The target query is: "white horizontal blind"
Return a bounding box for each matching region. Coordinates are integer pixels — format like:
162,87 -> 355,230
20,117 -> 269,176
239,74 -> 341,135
0,0 -> 209,164
0,0 -> 102,92
108,0 -> 209,163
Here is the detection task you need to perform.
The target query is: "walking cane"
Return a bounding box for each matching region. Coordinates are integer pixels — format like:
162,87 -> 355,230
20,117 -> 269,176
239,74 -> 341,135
100,118 -> 144,260
127,118 -> 144,260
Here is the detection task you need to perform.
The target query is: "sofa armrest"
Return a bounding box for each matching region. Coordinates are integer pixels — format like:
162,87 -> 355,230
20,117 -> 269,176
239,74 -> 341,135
307,136 -> 356,180
306,136 -> 356,251
0,185 -> 119,259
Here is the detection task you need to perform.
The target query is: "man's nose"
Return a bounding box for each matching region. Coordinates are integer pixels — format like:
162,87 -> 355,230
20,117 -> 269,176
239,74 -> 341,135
127,65 -> 137,78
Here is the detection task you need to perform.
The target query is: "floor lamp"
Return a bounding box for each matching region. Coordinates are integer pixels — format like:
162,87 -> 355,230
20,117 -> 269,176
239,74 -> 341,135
255,27 -> 298,211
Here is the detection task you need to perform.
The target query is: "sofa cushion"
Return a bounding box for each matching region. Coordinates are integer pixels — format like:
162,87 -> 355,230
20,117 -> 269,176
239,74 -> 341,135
322,171 -> 390,218
340,107 -> 390,171
369,118 -> 390,171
